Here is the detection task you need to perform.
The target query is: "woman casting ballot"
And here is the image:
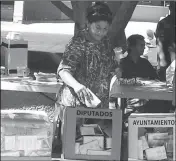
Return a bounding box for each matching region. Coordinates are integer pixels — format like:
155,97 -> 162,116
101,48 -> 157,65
56,2 -> 120,121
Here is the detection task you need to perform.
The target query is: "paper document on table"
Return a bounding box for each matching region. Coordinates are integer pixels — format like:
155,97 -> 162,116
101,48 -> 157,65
24,80 -> 58,86
85,88 -> 101,108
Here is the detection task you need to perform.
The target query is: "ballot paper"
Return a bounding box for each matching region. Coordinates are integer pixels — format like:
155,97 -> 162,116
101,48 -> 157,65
145,146 -> 167,160
1,151 -> 21,157
167,135 -> 173,152
87,149 -> 111,155
80,126 -> 95,135
85,88 -> 101,108
106,138 -> 112,149
147,133 -> 169,140
83,136 -> 104,149
4,136 -> 16,151
140,136 -> 149,150
80,124 -> 103,135
79,140 -> 102,155
75,143 -> 80,154
138,140 -> 143,160
147,133 -> 168,147
4,135 -> 42,151
1,127 -> 5,151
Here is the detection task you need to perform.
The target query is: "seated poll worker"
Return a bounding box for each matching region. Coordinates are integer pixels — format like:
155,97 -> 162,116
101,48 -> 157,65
117,34 -> 158,113
118,34 -> 175,113
120,34 -> 158,80
54,2 -> 120,154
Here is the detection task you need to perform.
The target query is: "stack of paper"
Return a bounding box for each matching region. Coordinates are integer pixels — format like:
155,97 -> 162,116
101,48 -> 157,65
34,72 -> 57,82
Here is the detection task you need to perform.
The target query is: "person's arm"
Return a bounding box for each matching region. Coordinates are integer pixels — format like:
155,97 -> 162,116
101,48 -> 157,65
119,58 -> 129,78
59,69 -> 92,104
145,59 -> 159,80
57,39 -> 93,104
105,39 -> 122,80
59,69 -> 83,93
157,66 -> 167,81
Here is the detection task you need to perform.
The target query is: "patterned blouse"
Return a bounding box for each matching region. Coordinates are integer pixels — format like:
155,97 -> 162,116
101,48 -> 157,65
56,29 -> 117,109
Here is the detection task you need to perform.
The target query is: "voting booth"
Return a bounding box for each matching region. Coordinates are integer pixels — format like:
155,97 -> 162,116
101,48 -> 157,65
128,113 -> 175,161
1,32 -> 28,75
63,107 -> 122,160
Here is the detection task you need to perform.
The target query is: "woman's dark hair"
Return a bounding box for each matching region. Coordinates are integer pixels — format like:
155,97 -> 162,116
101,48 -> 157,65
157,26 -> 175,67
155,1 -> 175,67
86,2 -> 113,24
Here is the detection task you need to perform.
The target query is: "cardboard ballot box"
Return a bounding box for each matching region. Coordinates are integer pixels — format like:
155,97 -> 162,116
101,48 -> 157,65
128,113 -> 176,161
63,107 -> 122,160
1,36 -> 28,74
1,110 -> 53,159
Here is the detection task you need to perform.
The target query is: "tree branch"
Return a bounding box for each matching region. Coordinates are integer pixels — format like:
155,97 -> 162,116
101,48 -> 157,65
71,1 -> 92,33
107,1 -> 122,18
51,1 -> 74,20
110,1 -> 138,34
109,1 -> 138,47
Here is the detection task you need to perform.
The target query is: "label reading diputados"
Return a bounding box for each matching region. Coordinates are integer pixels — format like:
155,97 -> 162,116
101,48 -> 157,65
77,110 -> 113,118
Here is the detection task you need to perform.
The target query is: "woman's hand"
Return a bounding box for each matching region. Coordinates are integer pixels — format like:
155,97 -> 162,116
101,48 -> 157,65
73,84 -> 93,104
59,70 -> 93,104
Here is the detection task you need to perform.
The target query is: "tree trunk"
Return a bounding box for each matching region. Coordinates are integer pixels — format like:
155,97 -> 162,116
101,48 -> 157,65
108,1 -> 138,48
51,1 -> 74,20
71,1 -> 92,35
51,1 -> 138,47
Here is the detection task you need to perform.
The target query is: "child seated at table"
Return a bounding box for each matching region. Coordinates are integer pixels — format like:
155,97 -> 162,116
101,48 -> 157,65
113,34 -> 175,114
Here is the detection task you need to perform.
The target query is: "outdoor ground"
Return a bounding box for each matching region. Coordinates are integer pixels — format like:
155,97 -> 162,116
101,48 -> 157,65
1,21 -> 157,160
